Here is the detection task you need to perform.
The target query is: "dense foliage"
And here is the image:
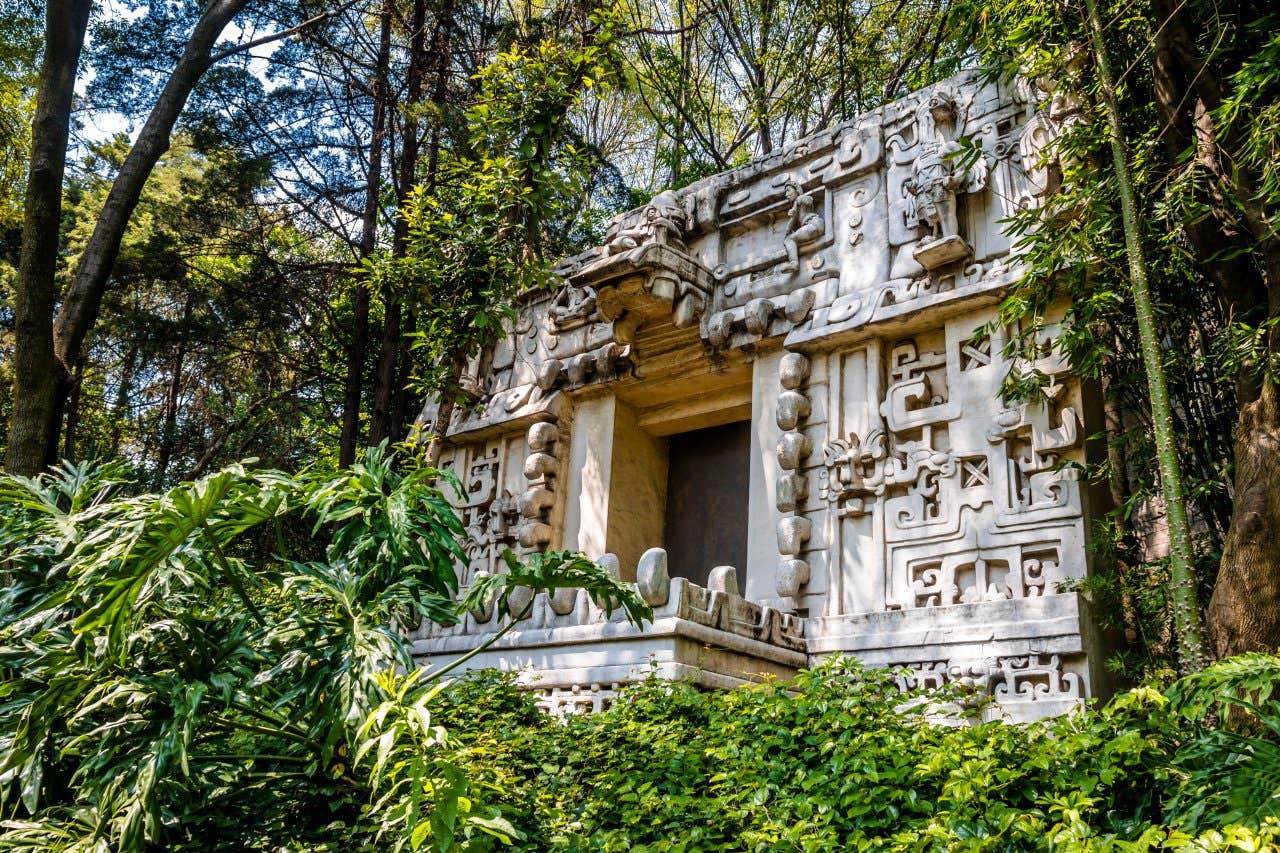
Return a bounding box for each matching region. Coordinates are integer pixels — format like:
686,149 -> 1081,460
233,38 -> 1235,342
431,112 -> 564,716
0,456 -> 1277,851
5,447 -> 1277,853
953,0 -> 1280,668
6,0 -> 1280,847
432,660 -> 1280,852
0,452 -> 646,850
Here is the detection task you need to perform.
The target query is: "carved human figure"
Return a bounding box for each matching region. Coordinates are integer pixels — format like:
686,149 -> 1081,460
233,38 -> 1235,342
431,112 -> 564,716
904,94 -> 968,241
548,283 -> 598,328
778,180 -> 824,274
606,189 -> 687,254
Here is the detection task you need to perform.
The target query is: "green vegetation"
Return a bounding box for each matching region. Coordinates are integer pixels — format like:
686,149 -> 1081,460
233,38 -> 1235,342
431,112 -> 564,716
5,0 -> 1280,848
431,659 -> 1280,851
2,455 -> 1278,851
0,452 -> 646,850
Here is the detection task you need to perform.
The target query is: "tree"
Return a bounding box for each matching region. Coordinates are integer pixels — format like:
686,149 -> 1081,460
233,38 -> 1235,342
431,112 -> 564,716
369,0 -> 432,446
56,134 -> 347,483
339,0 -> 393,467
5,0 -> 91,475
386,0 -> 621,462
5,0 -> 343,475
617,0 -> 960,183
1152,9 -> 1280,660
1082,0 -> 1207,670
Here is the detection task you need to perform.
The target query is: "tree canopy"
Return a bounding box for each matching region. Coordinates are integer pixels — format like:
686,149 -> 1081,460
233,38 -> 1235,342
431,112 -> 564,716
3,0 -> 1280,847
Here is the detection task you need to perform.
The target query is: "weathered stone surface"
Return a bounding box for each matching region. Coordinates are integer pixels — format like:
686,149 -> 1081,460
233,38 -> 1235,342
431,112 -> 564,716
412,548 -> 807,716
637,547 -> 671,606
413,69 -> 1104,720
708,565 -> 740,596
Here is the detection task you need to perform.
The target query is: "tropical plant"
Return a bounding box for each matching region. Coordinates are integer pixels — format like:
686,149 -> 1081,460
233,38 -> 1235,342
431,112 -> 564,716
2,451 -> 1276,850
1166,653 -> 1280,828
426,657 -> 1280,851
0,446 -> 646,851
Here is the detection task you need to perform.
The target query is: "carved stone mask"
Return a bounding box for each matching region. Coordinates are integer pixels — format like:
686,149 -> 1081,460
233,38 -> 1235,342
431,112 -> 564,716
927,94 -> 957,129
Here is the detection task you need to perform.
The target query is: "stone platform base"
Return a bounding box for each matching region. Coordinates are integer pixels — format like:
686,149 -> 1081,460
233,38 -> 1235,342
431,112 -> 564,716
809,593 -> 1103,722
412,549 -> 805,716
412,550 -> 1106,722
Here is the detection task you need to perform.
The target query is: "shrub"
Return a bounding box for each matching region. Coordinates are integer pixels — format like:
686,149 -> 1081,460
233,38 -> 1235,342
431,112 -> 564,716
2,455 -> 1276,851
438,659 -> 1280,852
0,451 -> 644,852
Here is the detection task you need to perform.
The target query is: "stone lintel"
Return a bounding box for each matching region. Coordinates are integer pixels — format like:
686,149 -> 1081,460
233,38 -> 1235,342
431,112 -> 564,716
443,389 -> 567,443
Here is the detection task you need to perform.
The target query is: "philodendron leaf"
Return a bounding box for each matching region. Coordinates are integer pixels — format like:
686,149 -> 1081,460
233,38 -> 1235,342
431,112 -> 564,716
461,549 -> 651,627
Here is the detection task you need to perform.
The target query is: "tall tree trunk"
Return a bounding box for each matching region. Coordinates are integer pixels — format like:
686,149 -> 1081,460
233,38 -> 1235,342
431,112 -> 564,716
370,301 -> 402,444
154,295 -> 195,486
668,1 -> 689,186
41,0 -> 250,464
422,0 -> 454,196
1148,0 -> 1280,658
389,302 -> 418,439
4,0 -> 91,475
1207,381 -> 1280,657
753,0 -> 772,154
371,0 -> 429,444
1100,367 -> 1132,540
1209,238 -> 1280,657
339,0 -> 393,467
1085,0 -> 1209,670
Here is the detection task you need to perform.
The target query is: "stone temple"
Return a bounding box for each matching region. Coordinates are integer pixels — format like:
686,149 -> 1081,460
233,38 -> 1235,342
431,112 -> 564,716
412,68 -> 1112,722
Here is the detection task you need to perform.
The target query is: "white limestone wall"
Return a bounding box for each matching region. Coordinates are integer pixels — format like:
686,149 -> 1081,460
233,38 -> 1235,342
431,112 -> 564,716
417,67 -> 1110,719
604,401 -> 668,576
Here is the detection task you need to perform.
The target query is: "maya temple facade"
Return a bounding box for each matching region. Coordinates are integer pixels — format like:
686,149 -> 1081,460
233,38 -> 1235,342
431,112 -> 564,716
411,68 -> 1115,722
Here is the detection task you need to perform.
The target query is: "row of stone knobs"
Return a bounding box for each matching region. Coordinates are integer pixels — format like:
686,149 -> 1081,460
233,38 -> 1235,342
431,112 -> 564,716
776,351 -> 812,599
516,421 -> 559,548
469,420 -> 565,623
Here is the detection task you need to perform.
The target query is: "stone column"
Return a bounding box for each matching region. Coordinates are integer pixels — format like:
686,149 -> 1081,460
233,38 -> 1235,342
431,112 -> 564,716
562,396 -> 616,562
560,396 -> 668,579
744,348 -> 783,604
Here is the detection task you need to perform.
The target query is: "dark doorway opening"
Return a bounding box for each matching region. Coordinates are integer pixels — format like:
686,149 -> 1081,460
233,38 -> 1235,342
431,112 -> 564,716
662,419 -> 751,589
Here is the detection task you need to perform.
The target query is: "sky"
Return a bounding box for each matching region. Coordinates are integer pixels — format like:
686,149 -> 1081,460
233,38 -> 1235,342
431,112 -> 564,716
74,7 -> 275,150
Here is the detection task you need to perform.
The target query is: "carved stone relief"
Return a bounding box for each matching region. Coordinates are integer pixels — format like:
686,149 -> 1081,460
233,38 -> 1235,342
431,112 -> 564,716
895,653 -> 1085,715
547,283 -> 600,331
1017,42 -> 1090,208
805,305 -> 1087,623
902,90 -> 989,271
414,69 -> 1104,721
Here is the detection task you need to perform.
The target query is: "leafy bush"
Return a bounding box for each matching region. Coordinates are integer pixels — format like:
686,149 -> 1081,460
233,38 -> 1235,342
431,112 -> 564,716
434,660 -> 1280,852
0,450 -> 644,851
